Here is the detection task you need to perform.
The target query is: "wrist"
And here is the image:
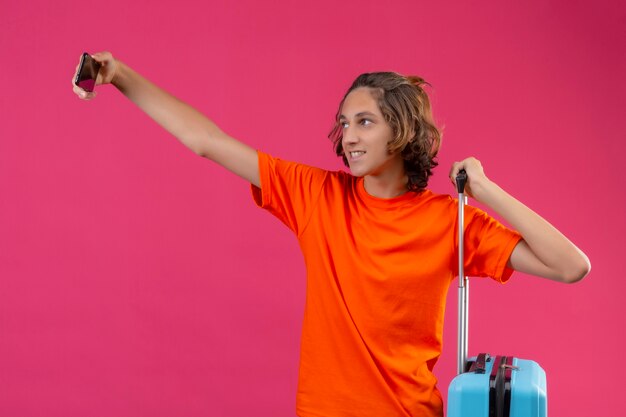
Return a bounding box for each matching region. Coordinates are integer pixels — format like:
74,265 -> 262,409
111,60 -> 127,89
471,177 -> 499,204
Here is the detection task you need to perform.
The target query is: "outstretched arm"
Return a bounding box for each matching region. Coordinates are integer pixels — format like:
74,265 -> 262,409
449,157 -> 590,284
72,52 -> 259,187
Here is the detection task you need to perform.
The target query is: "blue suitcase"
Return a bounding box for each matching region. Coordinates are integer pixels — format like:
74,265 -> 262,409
448,354 -> 547,417
447,171 -> 547,417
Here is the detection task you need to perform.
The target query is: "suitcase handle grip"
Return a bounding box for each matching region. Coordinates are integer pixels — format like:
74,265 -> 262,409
468,353 -> 491,374
456,169 -> 467,193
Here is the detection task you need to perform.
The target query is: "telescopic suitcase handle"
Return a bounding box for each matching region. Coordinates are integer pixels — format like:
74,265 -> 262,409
456,169 -> 469,375
456,169 -> 468,194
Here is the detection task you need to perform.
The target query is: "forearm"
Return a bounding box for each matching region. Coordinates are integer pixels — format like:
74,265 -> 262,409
112,61 -> 222,156
473,179 -> 590,282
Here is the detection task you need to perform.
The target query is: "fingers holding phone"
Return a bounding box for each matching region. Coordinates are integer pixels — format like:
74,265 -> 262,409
72,51 -> 117,100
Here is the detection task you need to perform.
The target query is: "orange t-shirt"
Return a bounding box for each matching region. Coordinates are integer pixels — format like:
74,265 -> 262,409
251,152 -> 522,417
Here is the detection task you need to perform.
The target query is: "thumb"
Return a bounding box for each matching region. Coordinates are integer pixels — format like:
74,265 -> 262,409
449,161 -> 464,185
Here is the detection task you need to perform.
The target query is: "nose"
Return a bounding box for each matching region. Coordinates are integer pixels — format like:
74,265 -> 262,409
342,124 -> 358,146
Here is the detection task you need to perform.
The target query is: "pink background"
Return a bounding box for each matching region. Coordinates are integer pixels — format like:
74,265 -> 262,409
1,0 -> 624,415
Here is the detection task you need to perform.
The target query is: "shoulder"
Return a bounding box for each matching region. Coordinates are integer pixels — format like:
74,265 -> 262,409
257,150 -> 331,180
417,189 -> 457,212
420,190 -> 493,217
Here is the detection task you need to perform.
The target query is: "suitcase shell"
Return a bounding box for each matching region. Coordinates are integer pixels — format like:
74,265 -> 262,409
448,356 -> 547,417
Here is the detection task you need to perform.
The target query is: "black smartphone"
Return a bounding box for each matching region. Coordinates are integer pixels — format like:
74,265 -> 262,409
74,52 -> 101,92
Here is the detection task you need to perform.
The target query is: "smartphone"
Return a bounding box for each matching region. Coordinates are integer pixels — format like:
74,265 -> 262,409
74,52 -> 101,92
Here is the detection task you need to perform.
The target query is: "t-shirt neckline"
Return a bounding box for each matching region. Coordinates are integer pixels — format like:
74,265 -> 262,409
355,177 -> 426,208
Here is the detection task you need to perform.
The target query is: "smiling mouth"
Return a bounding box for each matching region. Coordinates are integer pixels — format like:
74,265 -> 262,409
349,151 -> 366,160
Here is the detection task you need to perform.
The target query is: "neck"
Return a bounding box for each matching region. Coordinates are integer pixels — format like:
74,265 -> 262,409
363,172 -> 409,198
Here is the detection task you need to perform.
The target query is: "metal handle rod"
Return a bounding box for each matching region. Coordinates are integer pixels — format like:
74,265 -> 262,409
457,194 -> 469,375
455,170 -> 469,375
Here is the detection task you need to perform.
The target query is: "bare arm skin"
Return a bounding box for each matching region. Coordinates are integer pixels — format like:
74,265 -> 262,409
72,52 -> 260,187
449,158 -> 591,284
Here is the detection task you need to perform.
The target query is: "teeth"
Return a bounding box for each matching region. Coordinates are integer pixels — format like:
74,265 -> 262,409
350,151 -> 365,158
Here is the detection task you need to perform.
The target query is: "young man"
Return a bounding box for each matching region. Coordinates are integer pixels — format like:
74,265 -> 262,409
73,53 -> 590,416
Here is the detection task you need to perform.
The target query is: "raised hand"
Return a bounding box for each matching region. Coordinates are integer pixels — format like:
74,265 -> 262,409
71,52 -> 118,100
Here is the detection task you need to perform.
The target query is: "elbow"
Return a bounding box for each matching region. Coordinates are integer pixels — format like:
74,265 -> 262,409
560,255 -> 591,284
195,147 -> 209,158
181,131 -> 213,158
194,141 -> 213,159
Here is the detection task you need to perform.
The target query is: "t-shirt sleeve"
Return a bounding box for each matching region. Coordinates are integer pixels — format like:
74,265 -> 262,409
250,150 -> 328,236
463,205 -> 523,283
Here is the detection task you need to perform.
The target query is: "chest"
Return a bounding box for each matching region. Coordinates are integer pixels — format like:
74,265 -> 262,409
299,189 -> 457,299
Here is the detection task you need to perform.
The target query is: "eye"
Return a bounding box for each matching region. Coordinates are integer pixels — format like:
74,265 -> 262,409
340,121 -> 349,129
360,118 -> 372,126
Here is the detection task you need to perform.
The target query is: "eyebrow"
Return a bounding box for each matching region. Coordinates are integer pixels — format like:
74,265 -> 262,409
339,111 -> 378,120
